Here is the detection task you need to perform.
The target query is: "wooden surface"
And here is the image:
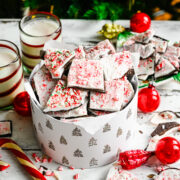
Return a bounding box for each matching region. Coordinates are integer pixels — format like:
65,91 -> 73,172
0,19 -> 180,180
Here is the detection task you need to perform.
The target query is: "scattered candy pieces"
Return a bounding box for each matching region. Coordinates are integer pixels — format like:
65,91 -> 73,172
0,138 -> 46,180
69,166 -> 74,170
0,160 -> 10,171
73,173 -> 79,179
58,166 -> 63,171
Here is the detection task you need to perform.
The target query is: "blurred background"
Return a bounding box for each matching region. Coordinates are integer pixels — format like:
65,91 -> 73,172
1,0 -> 180,20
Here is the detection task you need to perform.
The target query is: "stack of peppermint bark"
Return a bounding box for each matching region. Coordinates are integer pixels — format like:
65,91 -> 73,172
32,40 -> 136,119
117,28 -> 180,81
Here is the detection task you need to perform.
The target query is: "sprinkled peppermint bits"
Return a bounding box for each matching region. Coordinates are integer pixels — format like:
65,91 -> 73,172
33,39 -> 135,119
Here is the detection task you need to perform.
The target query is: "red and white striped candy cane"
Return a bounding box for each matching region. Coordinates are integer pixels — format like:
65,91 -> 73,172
0,138 -> 46,180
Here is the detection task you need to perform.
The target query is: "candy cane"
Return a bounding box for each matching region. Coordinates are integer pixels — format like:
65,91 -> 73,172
0,160 -> 10,171
0,138 -> 46,180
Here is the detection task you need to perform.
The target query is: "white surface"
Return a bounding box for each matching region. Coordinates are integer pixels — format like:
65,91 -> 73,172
0,19 -> 180,179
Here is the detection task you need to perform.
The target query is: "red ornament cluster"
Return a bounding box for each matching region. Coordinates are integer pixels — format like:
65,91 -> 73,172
138,84 -> 160,113
118,137 -> 180,170
13,91 -> 31,116
130,12 -> 151,33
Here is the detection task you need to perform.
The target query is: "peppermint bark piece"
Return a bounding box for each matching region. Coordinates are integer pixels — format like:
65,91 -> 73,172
44,80 -> 87,112
106,167 -> 138,180
103,51 -> 133,81
33,65 -> 57,107
129,43 -> 155,59
164,46 -> 180,58
67,59 -> 104,91
44,49 -> 75,78
86,49 -> 110,60
87,39 -> 116,54
155,57 -> 176,79
134,28 -> 155,44
74,46 -> 86,60
122,77 -> 134,108
151,36 -> 168,53
89,79 -> 124,112
154,168 -> 180,180
47,98 -> 88,118
137,57 -> 155,80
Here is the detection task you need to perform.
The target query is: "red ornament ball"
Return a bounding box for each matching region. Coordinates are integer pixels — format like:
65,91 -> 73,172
138,84 -> 160,113
130,12 -> 151,33
155,137 -> 180,164
13,91 -> 31,116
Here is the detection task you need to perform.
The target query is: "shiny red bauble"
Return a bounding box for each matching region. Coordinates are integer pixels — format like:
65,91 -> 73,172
138,84 -> 160,113
13,91 -> 31,116
155,137 -> 180,164
130,12 -> 151,33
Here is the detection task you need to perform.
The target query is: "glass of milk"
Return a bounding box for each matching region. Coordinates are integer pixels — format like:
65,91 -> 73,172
0,40 -> 24,108
19,12 -> 62,72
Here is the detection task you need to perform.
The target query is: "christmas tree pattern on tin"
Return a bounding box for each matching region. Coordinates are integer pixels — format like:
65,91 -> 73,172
72,127 -> 82,136
89,137 -> 97,147
38,122 -> 43,134
103,123 -> 111,133
74,149 -> 83,157
127,108 -> 132,119
103,145 -> 111,153
89,158 -> 98,167
126,130 -> 131,140
60,136 -> 67,145
117,127 -> 123,137
62,156 -> 69,165
46,119 -> 53,130
48,141 -> 55,151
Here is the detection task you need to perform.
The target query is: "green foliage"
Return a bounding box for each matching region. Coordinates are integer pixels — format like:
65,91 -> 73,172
23,0 -> 148,20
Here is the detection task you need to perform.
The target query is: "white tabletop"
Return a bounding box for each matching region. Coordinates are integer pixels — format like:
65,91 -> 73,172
0,19 -> 180,180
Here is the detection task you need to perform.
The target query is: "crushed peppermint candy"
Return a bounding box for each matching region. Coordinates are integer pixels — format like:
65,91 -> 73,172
33,65 -> 57,108
74,46 -> 86,60
44,80 -> 87,112
44,49 -> 75,78
58,166 -> 63,171
67,59 -> 104,91
89,79 -> 124,112
102,51 -> 133,81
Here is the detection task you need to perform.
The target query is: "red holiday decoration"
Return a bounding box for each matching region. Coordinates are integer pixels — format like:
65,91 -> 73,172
155,137 -> 180,164
0,160 -> 10,171
130,12 -> 151,33
138,84 -> 160,113
13,91 -> 31,116
118,150 -> 152,170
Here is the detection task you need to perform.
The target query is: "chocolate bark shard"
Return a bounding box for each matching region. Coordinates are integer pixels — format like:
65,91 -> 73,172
67,59 -> 104,91
150,111 -> 179,125
154,168 -> 180,180
74,46 -> 86,60
151,122 -> 179,137
86,48 -> 110,60
0,120 -> 12,137
138,57 -> 155,80
129,43 -> 155,59
44,80 -> 87,112
151,36 -> 168,53
106,167 -> 138,180
102,51 -> 133,81
155,57 -> 176,79
122,77 -> 134,108
33,65 -> 57,108
44,49 -> 75,79
88,109 -> 111,116
89,79 -> 124,112
47,98 -> 88,118
87,39 -> 116,54
134,28 -> 155,44
164,46 -> 180,58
